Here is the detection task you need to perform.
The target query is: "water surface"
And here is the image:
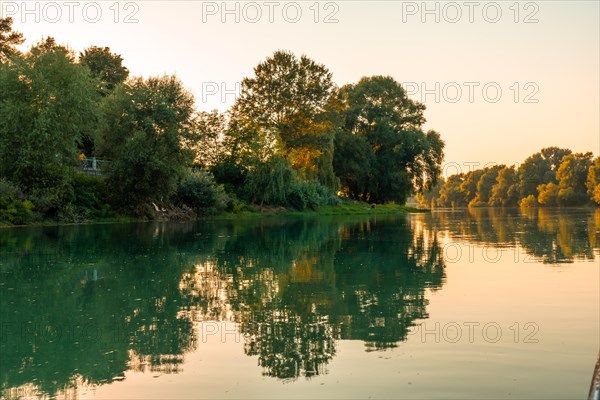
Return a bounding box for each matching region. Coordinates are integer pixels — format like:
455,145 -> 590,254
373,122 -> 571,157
1,208 -> 598,399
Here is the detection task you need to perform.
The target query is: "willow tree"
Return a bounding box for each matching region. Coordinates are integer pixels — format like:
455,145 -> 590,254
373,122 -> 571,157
334,76 -> 444,204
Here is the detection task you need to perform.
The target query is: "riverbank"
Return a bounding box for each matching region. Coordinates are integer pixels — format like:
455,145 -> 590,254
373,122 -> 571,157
0,202 -> 425,228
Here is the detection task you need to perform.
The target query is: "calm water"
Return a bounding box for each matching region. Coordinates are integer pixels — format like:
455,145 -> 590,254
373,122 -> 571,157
0,209 -> 598,399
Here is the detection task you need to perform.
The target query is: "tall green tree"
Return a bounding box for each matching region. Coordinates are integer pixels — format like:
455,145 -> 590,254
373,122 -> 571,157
437,174 -> 466,208
470,165 -> 504,206
230,50 -> 338,187
332,130 -> 374,200
98,75 -> 197,212
337,76 -> 444,204
79,46 -> 129,95
0,17 -> 24,63
192,110 -> 227,168
489,166 -> 519,206
78,46 -> 129,155
0,38 -> 98,211
459,169 -> 486,205
517,147 -> 572,199
556,152 -> 593,206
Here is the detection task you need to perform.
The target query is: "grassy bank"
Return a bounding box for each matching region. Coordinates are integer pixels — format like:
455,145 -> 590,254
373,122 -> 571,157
215,202 -> 426,219
0,202 -> 426,228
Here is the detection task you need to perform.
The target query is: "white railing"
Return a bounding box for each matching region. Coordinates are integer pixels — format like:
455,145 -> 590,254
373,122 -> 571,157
80,158 -> 110,176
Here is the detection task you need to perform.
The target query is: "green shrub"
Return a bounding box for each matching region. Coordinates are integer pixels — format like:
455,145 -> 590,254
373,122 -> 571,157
68,173 -> 112,219
287,181 -> 340,211
223,193 -> 247,213
0,179 -> 35,225
519,194 -> 538,208
176,171 -> 226,213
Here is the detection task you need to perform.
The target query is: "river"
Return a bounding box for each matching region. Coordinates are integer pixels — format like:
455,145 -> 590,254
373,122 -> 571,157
1,208 -> 598,399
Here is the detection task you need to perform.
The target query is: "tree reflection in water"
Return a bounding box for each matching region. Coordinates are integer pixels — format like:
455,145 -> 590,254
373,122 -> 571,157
1,209 -> 598,396
182,217 -> 445,379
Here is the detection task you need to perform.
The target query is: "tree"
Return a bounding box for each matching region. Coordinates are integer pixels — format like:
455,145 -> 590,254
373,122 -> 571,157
586,156 -> 600,205
79,46 -> 129,95
540,147 -> 572,179
489,166 -> 519,206
517,147 -> 572,199
556,152 -> 593,206
338,76 -> 444,204
0,17 -> 24,63
0,38 -> 98,211
470,165 -> 504,206
537,183 -> 559,206
332,130 -> 374,200
416,179 -> 443,209
231,50 -> 338,187
437,174 -> 466,208
459,169 -> 486,205
98,75 -> 197,212
191,110 -> 227,168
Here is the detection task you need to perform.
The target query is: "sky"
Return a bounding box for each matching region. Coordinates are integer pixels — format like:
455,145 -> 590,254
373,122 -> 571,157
4,0 -> 599,171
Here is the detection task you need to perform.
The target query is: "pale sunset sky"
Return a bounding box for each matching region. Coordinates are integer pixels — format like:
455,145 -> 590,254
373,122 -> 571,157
5,0 -> 599,169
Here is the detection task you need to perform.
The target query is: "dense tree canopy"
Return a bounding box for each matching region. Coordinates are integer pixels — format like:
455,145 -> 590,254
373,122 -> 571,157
0,38 -> 98,211
437,174 -> 466,208
98,75 -> 197,212
230,50 -> 338,187
556,152 -> 593,206
335,76 -> 444,203
79,46 -> 129,95
470,165 -> 504,206
587,157 -> 600,205
192,110 -> 227,168
423,148 -> 597,209
489,166 -> 519,206
517,147 -> 571,198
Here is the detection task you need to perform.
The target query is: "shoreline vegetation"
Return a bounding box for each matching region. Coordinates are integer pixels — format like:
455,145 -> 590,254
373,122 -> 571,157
0,18 -> 598,228
416,148 -> 600,210
0,202 -> 424,229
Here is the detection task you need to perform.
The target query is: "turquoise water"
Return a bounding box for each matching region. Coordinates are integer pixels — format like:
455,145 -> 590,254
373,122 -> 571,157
1,208 -> 598,399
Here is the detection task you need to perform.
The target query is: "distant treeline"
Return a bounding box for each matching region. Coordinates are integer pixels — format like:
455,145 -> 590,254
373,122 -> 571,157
418,147 -> 600,208
0,17 -> 444,224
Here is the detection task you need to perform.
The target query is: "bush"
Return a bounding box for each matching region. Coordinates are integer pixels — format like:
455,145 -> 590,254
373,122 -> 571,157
287,181 -> 340,211
223,193 -> 247,213
67,173 -> 112,219
0,179 -> 35,225
176,171 -> 226,213
519,195 -> 538,208
537,183 -> 559,206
